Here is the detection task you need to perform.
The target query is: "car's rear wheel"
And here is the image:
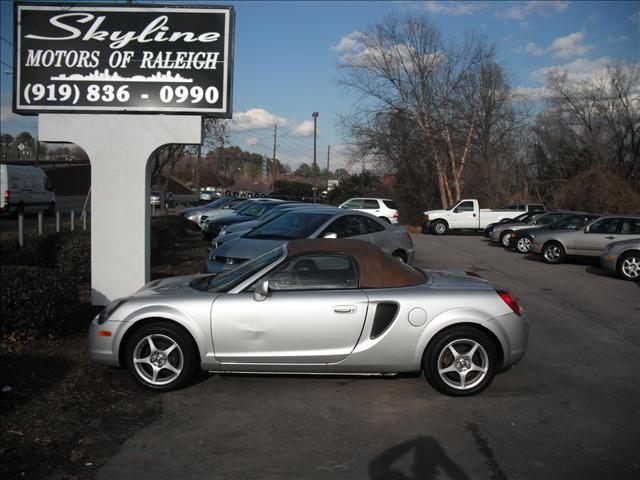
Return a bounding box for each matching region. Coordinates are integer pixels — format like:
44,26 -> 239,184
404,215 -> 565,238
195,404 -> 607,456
431,220 -> 448,235
500,231 -> 512,248
124,322 -> 198,391
542,241 -> 565,264
617,251 -> 640,281
424,327 -> 497,396
516,236 -> 532,254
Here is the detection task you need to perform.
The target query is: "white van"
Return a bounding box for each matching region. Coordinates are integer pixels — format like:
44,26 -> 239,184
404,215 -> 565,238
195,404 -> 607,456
0,164 -> 56,215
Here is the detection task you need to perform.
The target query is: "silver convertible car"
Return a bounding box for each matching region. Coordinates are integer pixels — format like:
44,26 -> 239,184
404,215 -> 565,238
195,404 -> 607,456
90,240 -> 529,396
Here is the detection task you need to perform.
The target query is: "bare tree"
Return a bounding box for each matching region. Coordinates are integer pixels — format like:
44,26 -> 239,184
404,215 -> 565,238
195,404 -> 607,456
539,62 -> 640,189
339,13 -> 523,208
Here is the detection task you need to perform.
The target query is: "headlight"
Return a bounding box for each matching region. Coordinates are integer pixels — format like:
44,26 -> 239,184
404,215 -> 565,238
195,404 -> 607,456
97,297 -> 130,324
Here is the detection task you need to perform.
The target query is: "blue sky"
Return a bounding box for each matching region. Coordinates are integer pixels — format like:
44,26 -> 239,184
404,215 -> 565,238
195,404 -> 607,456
1,1 -> 639,170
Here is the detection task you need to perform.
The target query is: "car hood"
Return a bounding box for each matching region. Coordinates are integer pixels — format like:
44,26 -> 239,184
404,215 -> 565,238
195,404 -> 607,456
213,237 -> 286,260
225,219 -> 258,233
134,274 -> 213,297
180,206 -> 206,216
424,208 -> 448,216
208,213 -> 254,225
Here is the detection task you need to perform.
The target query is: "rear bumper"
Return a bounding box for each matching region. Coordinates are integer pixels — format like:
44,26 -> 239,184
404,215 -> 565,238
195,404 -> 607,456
486,311 -> 530,368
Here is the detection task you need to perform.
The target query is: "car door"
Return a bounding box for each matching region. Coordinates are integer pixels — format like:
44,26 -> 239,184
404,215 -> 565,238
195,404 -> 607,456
449,200 -> 477,229
574,217 -> 622,255
361,199 -> 381,216
211,253 -> 368,366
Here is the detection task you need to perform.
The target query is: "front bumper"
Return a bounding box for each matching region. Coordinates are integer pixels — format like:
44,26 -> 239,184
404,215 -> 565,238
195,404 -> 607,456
421,220 -> 431,233
600,254 -> 616,273
88,316 -> 125,366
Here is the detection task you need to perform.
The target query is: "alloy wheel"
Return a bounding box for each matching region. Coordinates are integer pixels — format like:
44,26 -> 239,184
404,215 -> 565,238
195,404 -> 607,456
621,256 -> 640,279
437,339 -> 489,391
133,334 -> 184,386
517,237 -> 532,253
544,244 -> 561,263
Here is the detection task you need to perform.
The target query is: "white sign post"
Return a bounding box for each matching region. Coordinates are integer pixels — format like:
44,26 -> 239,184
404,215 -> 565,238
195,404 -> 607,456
39,113 -> 201,305
15,3 -> 234,306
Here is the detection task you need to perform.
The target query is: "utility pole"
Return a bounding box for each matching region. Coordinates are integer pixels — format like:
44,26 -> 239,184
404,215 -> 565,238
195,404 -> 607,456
326,145 -> 330,178
312,112 -> 319,203
272,124 -> 277,183
196,144 -> 201,200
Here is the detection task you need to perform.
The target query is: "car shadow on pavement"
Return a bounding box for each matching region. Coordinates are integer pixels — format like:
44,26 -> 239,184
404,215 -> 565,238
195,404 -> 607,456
369,436 -> 471,480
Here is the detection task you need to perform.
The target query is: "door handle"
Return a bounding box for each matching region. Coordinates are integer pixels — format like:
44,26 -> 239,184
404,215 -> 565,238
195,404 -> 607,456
606,236 -> 615,239
333,305 -> 356,314
473,213 -> 476,217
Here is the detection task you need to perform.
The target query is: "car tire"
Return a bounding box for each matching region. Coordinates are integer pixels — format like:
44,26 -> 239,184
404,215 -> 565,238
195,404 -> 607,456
617,251 -> 640,281
500,231 -> 512,248
431,220 -> 448,235
423,326 -> 498,397
124,322 -> 198,392
392,250 -> 408,263
542,241 -> 566,264
516,236 -> 532,254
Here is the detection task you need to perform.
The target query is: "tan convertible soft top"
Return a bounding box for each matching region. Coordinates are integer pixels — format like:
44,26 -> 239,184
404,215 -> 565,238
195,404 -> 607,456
286,239 -> 425,289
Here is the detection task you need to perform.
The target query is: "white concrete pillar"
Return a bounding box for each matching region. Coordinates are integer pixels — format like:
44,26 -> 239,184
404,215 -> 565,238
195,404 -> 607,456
39,114 -> 201,305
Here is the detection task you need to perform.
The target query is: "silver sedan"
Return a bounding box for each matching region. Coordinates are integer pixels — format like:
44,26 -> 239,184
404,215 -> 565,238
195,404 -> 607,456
601,238 -> 640,280
205,208 -> 415,273
89,239 -> 529,396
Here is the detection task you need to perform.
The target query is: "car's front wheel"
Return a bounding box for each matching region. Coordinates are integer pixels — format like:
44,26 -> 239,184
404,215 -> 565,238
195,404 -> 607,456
542,241 -> 565,264
124,322 -> 198,391
424,327 -> 497,396
516,236 -> 532,254
431,220 -> 448,235
617,251 -> 640,281
500,231 -> 512,248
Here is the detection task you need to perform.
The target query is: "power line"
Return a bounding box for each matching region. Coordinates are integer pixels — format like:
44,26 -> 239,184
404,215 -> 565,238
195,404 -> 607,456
0,60 -> 12,70
0,36 -> 13,47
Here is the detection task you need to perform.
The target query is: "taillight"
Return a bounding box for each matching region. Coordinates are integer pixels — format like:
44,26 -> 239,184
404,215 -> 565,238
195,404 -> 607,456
465,271 -> 482,278
393,211 -> 399,218
510,232 -> 517,238
497,290 -> 522,316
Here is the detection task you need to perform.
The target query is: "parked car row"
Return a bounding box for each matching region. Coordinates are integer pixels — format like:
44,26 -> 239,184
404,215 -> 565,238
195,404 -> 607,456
485,212 -> 640,281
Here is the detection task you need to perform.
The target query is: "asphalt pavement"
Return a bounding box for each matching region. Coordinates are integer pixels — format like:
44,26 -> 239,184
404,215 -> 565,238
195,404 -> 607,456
97,233 -> 640,480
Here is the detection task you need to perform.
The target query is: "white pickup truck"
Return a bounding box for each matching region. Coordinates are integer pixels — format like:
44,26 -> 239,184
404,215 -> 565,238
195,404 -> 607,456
423,199 -> 523,235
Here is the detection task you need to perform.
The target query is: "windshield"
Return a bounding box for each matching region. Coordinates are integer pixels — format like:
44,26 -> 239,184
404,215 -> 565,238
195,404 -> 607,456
192,246 -> 284,292
525,212 -> 546,224
242,202 -> 278,218
246,212 -> 334,240
206,197 -> 232,208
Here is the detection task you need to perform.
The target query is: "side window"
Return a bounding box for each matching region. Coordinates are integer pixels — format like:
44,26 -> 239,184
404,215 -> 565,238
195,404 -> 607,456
588,218 -> 621,234
322,215 -> 366,238
456,201 -> 475,212
620,218 -> 640,234
539,213 -> 563,225
343,200 -> 362,209
362,216 -> 385,233
265,254 -> 359,291
362,199 -> 379,210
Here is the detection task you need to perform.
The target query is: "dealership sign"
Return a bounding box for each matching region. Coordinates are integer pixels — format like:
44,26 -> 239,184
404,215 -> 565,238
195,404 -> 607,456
13,3 -> 234,115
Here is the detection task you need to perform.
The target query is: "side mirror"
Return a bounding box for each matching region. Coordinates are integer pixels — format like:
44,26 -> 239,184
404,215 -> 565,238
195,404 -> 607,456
453,208 -> 459,213
253,279 -> 269,301
323,232 -> 338,239
341,205 -> 348,209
